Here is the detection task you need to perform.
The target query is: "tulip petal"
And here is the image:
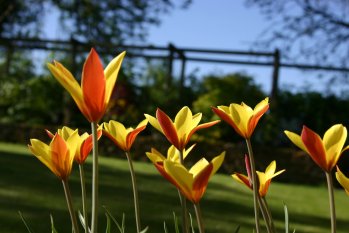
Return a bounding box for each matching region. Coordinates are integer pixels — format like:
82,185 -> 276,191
144,114 -> 163,133
156,108 -> 180,149
192,163 -> 213,203
284,130 -> 308,153
47,62 -> 86,115
82,48 -> 106,122
164,160 -> 193,199
232,173 -> 252,189
104,51 -> 126,104
323,124 -> 347,170
212,106 -> 244,137
336,167 -> 349,195
301,126 -> 328,171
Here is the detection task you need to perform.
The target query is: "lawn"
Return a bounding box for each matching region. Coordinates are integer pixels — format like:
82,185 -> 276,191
1,142 -> 349,233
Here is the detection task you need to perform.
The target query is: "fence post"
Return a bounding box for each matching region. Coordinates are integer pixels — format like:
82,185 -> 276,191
178,49 -> 186,96
167,43 -> 175,89
271,49 -> 280,102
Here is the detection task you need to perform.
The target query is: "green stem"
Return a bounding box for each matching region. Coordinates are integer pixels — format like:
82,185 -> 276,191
194,203 -> 205,233
260,196 -> 276,233
79,164 -> 89,233
178,150 -> 190,233
91,122 -> 99,233
326,172 -> 336,233
62,180 -> 80,233
125,151 -> 142,233
245,138 -> 261,233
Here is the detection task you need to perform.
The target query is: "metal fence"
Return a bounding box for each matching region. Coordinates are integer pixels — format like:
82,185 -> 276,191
1,37 -> 349,100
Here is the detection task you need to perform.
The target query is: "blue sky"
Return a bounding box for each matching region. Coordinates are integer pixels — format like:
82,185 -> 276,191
43,0 -> 342,95
144,0 -> 338,94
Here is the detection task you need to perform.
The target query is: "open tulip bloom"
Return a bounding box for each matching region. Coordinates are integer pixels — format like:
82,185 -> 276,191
285,124 -> 349,233
46,126 -> 102,164
145,106 -> 220,152
102,119 -> 148,152
284,124 -> 349,172
29,132 -> 79,181
232,160 -> 285,197
47,48 -> 125,123
28,132 -> 80,232
212,97 -> 269,139
147,149 -> 225,204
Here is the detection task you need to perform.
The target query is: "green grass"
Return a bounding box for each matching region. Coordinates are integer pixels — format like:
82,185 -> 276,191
1,142 -> 349,233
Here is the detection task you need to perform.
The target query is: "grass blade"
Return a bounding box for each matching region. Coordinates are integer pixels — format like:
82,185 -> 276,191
18,211 -> 36,233
50,215 -> 58,233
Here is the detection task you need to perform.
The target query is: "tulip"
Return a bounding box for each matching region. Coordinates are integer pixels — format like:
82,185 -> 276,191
28,132 -> 78,180
102,119 -> 148,152
46,126 -> 102,164
336,166 -> 349,195
284,124 -> 349,172
145,107 -> 219,151
29,132 -> 80,232
212,97 -> 269,139
102,119 -> 148,233
147,150 -> 225,203
232,160 -> 285,197
285,124 -> 349,233
47,48 -> 125,123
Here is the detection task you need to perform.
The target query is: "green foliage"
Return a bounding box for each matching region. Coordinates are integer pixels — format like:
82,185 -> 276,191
50,0 -> 191,43
192,73 -> 265,142
2,142 -> 349,233
0,0 -> 44,37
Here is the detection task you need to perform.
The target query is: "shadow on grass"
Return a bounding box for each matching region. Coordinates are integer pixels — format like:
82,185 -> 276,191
1,145 -> 349,233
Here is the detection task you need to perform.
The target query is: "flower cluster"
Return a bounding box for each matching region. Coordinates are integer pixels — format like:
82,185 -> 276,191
26,48 -> 349,233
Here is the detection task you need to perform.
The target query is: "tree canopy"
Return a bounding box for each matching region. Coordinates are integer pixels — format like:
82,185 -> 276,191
245,0 -> 349,66
0,0 -> 192,43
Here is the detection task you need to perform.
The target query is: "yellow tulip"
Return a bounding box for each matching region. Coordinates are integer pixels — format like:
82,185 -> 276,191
102,119 -> 148,152
147,149 -> 225,203
212,98 -> 269,139
335,166 -> 349,195
47,48 -> 125,123
145,107 -> 219,151
232,160 -> 284,197
46,126 -> 102,164
28,132 -> 79,180
284,124 -> 349,172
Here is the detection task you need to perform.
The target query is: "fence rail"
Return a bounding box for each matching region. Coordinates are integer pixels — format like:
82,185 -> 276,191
1,37 -> 349,100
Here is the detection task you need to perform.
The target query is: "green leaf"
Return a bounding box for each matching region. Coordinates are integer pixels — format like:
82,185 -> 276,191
78,211 -> 89,232
234,225 -> 240,233
105,212 -> 111,233
163,222 -> 168,233
284,203 -> 289,233
103,206 -> 125,233
18,211 -> 36,233
173,212 -> 180,233
189,213 -> 195,233
140,226 -> 149,233
50,215 -> 58,233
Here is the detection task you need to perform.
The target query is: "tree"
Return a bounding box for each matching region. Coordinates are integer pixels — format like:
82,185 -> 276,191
0,0 -> 44,37
51,0 -> 192,43
245,0 -> 349,66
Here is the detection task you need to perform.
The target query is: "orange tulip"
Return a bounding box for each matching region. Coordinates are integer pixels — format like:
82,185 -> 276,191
284,124 -> 349,172
212,98 -> 269,139
102,119 -> 148,152
28,132 -> 79,180
145,107 -> 219,151
47,48 -> 125,122
147,148 -> 225,203
46,126 -> 102,164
